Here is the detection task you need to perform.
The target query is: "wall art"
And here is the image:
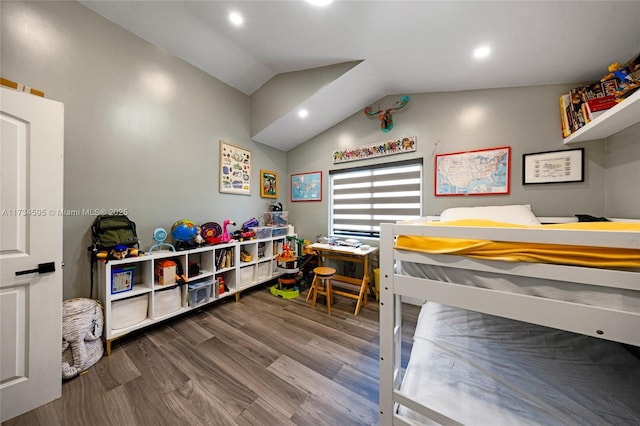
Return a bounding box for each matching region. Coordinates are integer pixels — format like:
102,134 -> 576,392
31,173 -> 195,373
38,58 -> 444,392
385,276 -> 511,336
219,141 -> 251,195
435,146 -> 511,196
332,136 -> 416,164
260,169 -> 278,198
291,171 -> 322,202
522,148 -> 584,185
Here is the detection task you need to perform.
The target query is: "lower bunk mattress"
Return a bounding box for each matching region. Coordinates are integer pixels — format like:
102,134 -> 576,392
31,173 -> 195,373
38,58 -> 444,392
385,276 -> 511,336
398,302 -> 640,425
397,260 -> 640,313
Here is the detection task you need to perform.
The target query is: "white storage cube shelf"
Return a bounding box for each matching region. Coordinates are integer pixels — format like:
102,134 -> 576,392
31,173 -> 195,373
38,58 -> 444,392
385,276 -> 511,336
99,235 -> 289,354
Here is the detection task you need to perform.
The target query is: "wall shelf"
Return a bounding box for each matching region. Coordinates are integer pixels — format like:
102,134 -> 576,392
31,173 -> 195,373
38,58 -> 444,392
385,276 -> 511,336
563,90 -> 640,144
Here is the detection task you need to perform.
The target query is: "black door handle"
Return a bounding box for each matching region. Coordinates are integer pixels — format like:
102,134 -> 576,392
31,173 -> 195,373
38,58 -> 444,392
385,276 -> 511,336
15,262 -> 56,276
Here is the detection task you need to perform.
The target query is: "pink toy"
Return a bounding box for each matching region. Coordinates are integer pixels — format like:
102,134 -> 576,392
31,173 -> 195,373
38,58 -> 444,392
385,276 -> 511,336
221,219 -> 235,243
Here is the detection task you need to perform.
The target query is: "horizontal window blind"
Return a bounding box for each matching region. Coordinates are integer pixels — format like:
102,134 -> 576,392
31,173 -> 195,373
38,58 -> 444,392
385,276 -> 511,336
330,159 -> 422,238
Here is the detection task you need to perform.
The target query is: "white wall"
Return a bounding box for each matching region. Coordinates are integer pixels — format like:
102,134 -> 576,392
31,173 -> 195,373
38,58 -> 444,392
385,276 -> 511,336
1,1 -> 287,299
286,86 -> 612,242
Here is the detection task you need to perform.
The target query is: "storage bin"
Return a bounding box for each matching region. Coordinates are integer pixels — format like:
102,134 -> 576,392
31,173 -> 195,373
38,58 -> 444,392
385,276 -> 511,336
155,285 -> 182,317
240,266 -> 254,286
112,294 -> 148,329
264,211 -> 288,226
272,227 -> 288,237
257,262 -> 271,280
250,226 -> 272,239
188,280 -> 212,307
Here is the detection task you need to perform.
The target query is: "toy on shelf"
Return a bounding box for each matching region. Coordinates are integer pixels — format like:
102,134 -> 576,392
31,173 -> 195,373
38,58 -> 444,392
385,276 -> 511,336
220,219 -> 235,244
233,229 -> 255,241
194,225 -> 205,245
200,220 -> 234,245
99,244 -> 140,260
240,249 -> 251,263
148,227 -> 176,253
601,56 -> 640,100
243,217 -> 259,228
200,222 -> 222,244
171,219 -> 198,250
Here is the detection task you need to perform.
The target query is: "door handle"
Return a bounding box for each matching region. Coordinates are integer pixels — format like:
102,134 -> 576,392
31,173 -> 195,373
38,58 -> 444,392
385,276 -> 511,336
15,262 -> 56,276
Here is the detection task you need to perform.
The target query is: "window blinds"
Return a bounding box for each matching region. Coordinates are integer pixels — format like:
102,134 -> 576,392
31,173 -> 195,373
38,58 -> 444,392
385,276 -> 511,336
330,158 -> 422,238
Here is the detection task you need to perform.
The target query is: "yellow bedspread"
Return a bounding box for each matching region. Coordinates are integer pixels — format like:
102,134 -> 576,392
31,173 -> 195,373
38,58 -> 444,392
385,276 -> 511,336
395,220 -> 640,268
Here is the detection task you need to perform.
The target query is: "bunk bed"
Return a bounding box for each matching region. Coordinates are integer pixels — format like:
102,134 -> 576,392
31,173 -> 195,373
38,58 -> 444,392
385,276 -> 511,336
379,206 -> 640,425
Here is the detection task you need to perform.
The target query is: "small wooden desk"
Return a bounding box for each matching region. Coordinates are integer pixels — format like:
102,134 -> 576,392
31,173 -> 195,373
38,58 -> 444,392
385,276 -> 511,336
308,243 -> 378,316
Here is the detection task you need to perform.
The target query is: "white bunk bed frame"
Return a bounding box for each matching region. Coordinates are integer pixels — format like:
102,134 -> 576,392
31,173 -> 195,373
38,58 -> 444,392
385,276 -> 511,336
379,217 -> 640,426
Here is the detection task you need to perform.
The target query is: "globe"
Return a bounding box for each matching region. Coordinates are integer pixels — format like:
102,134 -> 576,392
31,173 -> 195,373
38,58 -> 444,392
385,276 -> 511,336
171,219 -> 197,242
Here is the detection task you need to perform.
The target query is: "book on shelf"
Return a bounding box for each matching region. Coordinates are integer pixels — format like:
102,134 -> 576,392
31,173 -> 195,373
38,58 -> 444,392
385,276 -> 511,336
580,79 -> 618,102
559,94 -> 572,138
568,87 -> 587,132
586,95 -> 617,112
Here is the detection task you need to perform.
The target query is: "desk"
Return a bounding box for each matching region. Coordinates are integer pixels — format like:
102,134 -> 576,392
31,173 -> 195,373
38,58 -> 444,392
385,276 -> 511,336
308,243 -> 378,316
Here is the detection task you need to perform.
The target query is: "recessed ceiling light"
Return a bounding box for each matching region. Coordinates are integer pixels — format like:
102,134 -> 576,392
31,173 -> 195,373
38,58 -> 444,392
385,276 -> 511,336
306,0 -> 334,6
298,109 -> 309,118
229,11 -> 244,26
473,45 -> 491,59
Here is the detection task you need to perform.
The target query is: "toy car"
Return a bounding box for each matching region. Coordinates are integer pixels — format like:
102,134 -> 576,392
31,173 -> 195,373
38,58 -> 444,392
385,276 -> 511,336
233,229 -> 255,241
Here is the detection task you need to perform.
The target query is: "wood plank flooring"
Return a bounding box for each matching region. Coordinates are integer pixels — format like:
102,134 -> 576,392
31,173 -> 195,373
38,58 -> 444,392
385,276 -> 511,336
4,284 -> 419,426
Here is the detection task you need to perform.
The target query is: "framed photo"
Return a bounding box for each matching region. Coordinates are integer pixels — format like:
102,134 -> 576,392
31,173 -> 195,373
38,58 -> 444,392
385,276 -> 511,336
291,171 -> 322,202
522,148 -> 584,185
219,141 -> 251,195
435,146 -> 511,196
260,169 -> 278,198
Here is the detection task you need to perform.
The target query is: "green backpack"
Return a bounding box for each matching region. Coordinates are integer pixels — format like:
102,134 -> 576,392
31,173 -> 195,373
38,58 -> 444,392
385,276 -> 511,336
88,215 -> 139,298
90,215 -> 139,251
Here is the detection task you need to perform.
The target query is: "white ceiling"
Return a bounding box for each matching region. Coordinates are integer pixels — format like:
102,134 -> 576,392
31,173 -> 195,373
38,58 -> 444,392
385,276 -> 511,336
80,1 -> 640,151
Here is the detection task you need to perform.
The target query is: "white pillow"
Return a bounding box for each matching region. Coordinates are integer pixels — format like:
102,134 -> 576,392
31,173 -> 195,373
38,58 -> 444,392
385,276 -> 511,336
439,204 -> 541,226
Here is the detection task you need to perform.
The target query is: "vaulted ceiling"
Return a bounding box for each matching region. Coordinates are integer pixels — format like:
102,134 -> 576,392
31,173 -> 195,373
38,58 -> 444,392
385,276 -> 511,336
81,1 -> 640,151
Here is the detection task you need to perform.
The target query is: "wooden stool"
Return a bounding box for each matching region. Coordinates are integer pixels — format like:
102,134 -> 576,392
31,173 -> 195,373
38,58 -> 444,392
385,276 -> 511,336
308,266 -> 336,315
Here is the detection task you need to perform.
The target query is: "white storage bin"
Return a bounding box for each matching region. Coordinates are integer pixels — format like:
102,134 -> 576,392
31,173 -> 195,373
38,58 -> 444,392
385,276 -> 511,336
155,285 -> 182,317
257,262 -> 271,280
240,266 -> 254,286
112,294 -> 148,330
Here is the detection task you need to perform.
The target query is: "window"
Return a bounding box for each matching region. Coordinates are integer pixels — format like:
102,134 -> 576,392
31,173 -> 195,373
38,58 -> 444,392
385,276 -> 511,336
330,158 -> 422,239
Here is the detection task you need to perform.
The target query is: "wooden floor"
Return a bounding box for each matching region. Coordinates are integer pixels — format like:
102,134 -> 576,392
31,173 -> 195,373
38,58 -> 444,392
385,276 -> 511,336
5,284 -> 419,426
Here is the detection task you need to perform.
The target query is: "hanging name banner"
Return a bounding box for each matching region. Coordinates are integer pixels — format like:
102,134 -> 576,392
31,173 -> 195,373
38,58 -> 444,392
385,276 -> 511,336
332,136 -> 416,164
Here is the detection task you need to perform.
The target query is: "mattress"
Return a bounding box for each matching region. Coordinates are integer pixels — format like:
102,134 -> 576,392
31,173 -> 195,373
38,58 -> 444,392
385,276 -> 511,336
398,302 -> 640,425
395,220 -> 640,268
398,260 -> 640,313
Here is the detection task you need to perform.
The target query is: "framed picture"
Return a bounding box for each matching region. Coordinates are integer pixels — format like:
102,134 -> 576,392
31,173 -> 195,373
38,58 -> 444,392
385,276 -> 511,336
522,148 -> 584,185
291,171 -> 322,202
219,141 -> 251,195
435,146 -> 511,196
260,169 -> 278,198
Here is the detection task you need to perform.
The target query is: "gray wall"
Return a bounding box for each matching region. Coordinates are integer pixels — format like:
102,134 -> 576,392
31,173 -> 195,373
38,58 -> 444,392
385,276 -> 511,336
287,85 -> 614,242
605,122 -> 640,217
1,1 -> 287,299
3,1 -> 638,299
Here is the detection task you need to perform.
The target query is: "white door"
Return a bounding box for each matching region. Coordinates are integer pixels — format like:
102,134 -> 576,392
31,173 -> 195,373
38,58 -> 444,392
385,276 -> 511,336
0,87 -> 64,422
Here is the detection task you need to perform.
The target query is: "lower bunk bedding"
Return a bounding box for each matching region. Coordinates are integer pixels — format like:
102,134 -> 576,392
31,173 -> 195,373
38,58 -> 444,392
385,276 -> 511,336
398,302 -> 640,425
380,216 -> 640,425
